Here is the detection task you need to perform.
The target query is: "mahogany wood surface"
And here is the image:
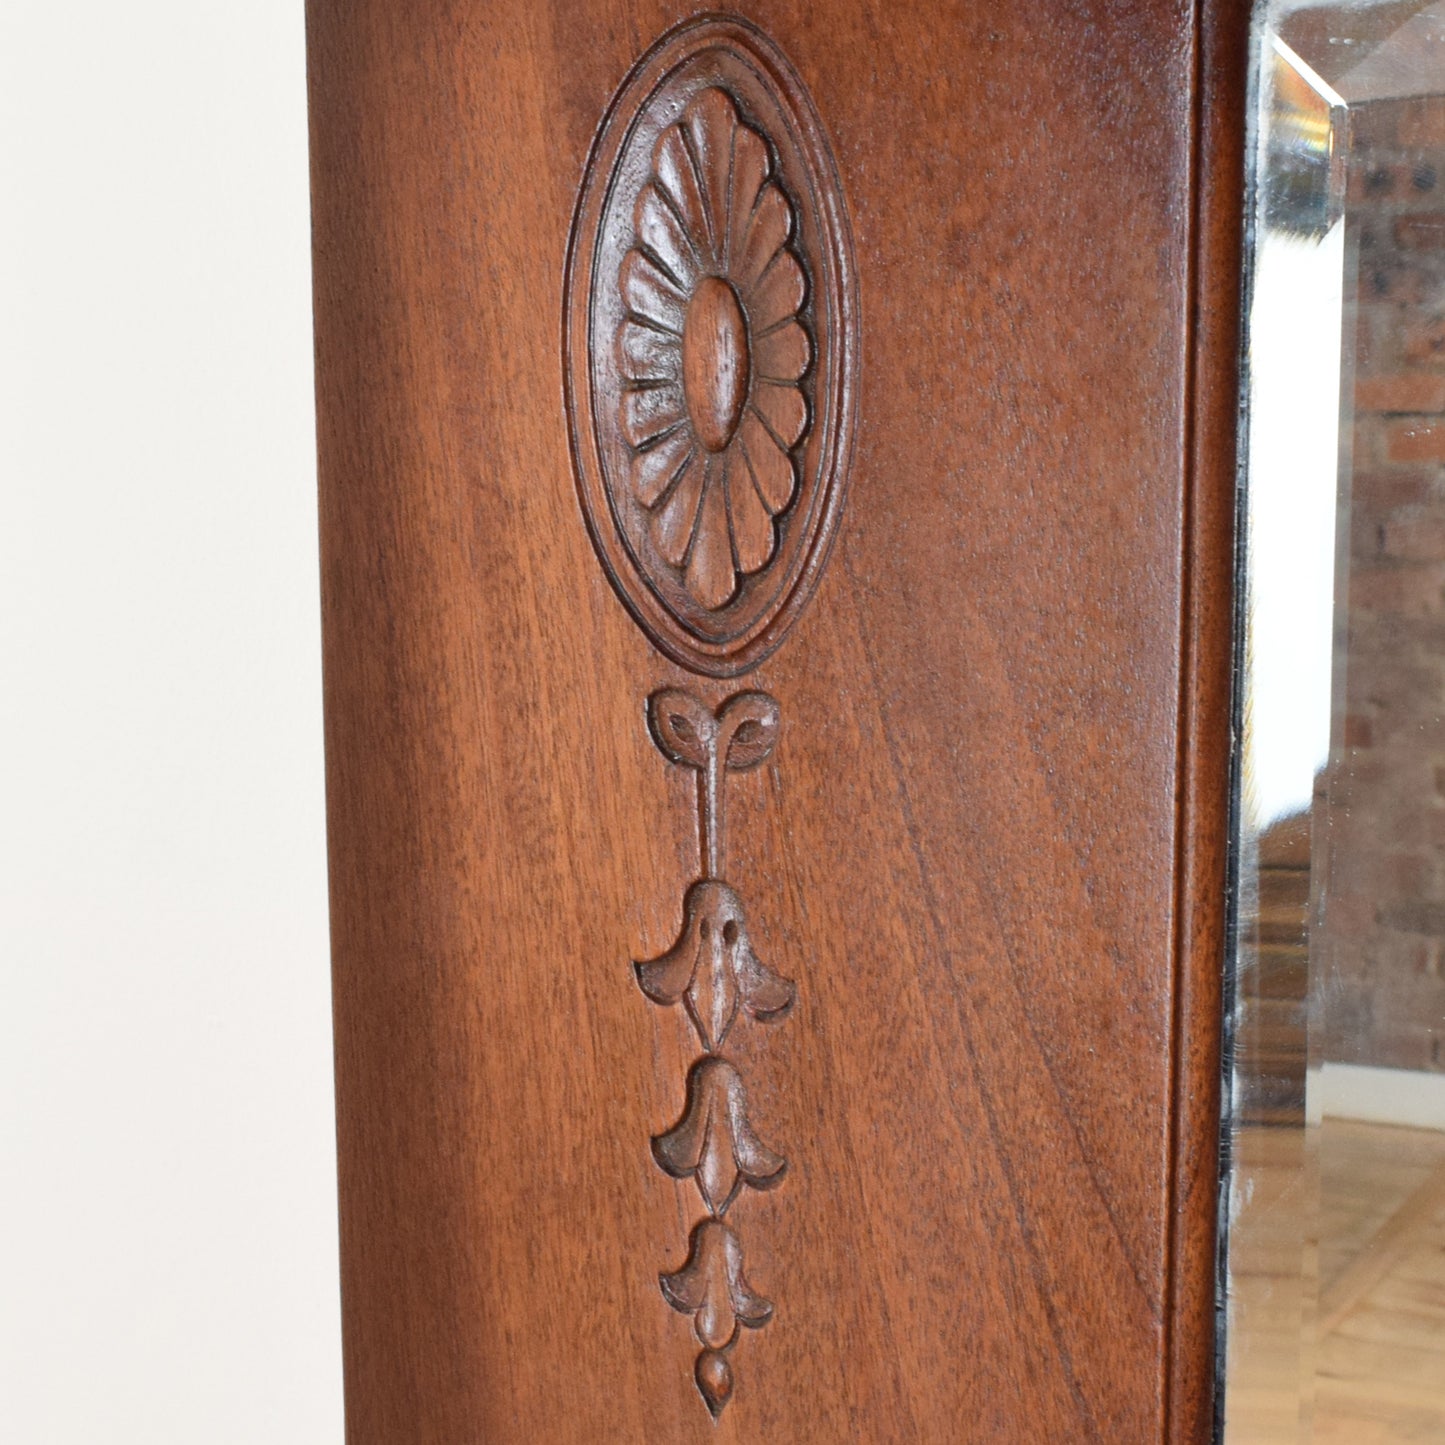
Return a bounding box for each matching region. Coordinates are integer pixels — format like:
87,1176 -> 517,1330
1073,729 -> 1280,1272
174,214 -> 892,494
1168,2 -> 1250,1441
306,2 -> 1246,1439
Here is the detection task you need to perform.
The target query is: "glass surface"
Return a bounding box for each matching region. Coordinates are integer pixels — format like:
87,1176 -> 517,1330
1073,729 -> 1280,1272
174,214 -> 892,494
1223,3 -> 1445,1441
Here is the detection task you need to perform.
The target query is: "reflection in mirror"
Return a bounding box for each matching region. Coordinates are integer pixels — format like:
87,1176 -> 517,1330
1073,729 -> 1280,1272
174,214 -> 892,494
1224,4 -> 1445,1441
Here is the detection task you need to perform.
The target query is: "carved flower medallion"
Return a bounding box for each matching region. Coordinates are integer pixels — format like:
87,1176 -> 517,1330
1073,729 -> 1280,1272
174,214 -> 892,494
565,17 -> 857,676
563,16 -> 856,1420
618,89 -> 811,611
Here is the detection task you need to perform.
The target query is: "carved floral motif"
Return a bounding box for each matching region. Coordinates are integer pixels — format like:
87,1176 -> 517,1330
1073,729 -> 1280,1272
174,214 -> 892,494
653,1057 -> 787,1216
566,13 -> 856,1419
660,1219 -> 774,1416
618,88 -> 811,611
565,15 -> 858,676
637,880 -> 794,1053
637,686 -> 792,1418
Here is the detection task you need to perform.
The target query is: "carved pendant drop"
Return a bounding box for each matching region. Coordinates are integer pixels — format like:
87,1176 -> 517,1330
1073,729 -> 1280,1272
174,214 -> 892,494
637,686 -> 792,1418
565,14 -> 857,1419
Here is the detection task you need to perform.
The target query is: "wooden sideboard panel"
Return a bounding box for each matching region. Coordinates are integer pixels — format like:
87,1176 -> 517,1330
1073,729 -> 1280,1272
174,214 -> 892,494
306,2 -> 1245,1439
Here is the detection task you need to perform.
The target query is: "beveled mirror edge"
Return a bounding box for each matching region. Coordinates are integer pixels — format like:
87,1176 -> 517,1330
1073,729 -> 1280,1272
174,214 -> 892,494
1213,5 -> 1445,1439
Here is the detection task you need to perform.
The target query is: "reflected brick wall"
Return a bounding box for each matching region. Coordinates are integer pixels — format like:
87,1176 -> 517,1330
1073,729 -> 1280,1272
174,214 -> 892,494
1323,95 -> 1445,1070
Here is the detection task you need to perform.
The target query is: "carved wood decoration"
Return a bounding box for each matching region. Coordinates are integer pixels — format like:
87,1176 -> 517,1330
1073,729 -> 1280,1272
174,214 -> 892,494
566,16 -> 857,679
311,0 -> 1248,1435
638,690 -> 791,1416
565,16 -> 858,1419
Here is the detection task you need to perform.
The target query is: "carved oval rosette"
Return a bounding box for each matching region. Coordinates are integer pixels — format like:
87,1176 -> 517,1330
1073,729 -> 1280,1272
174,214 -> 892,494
564,15 -> 857,1420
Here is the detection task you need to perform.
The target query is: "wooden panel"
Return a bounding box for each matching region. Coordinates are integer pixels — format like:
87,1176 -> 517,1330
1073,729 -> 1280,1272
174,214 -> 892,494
306,1 -> 1244,1438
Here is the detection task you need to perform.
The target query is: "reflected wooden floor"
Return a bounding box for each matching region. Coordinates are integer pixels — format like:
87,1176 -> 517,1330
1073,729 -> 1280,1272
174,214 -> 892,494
1226,1120 -> 1445,1443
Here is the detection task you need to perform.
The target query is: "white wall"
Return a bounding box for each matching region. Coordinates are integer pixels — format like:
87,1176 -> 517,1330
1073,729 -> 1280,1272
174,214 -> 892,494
0,4 -> 343,1440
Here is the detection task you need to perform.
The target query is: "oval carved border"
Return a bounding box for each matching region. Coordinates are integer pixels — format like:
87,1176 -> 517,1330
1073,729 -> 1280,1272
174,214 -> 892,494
565,16 -> 858,677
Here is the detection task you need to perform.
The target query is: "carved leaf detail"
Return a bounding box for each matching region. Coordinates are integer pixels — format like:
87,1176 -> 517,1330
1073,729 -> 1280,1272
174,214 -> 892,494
653,128 -> 711,262
688,467 -> 735,610
654,1057 -> 787,1215
647,687 -> 717,770
617,87 -> 810,610
646,687 -> 780,774
660,1219 -> 774,1351
727,125 -> 771,264
635,879 -> 795,1053
716,691 -> 780,771
682,88 -> 737,257
651,452 -> 706,566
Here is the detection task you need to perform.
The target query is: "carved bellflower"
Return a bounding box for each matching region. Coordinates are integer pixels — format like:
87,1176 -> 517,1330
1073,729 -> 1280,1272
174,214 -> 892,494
617,88 -> 812,610
636,879 -> 795,1053
634,685 -> 793,1416
660,1219 -> 774,1418
653,1056 -> 788,1214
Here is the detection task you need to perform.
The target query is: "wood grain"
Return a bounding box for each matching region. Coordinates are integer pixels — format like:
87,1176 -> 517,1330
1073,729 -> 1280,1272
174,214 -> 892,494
306,1 -> 1247,1438
1320,1154 -> 1445,1336
1225,1119 -> 1445,1443
1315,1123 -> 1445,1443
1169,2 -> 1251,1438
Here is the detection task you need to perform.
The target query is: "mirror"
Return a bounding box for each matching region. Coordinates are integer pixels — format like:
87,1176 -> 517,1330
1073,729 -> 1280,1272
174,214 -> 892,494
1223,2 -> 1445,1440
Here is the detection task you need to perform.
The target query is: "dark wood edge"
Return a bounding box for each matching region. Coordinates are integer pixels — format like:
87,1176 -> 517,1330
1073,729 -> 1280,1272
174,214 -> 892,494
1165,1 -> 1252,1440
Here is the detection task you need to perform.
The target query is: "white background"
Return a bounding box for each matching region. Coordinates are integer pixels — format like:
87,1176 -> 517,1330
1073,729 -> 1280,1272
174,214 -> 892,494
0,3 -> 343,1440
